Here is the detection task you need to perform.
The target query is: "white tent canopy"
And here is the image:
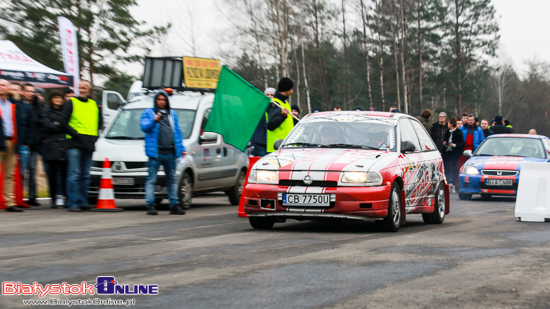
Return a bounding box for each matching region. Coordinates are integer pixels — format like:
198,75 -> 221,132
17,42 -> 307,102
0,40 -> 73,88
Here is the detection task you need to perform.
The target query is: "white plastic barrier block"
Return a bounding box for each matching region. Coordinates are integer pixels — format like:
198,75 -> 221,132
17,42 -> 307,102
515,162 -> 550,222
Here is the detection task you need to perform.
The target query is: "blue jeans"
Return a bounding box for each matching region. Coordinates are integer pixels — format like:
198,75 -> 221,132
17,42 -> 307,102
252,144 -> 267,157
19,146 -> 30,181
66,148 -> 93,207
146,153 -> 178,208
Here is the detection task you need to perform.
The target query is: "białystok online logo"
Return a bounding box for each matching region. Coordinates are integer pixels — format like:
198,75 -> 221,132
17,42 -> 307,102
2,276 -> 159,297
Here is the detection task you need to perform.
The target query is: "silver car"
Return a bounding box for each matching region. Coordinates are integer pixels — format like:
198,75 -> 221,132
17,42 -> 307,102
89,91 -> 249,208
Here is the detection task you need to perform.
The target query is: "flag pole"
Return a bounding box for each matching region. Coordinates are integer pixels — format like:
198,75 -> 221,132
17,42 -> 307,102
270,99 -> 301,122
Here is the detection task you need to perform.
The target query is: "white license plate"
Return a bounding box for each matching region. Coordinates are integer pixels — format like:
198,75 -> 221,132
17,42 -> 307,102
282,194 -> 330,207
486,179 -> 513,186
112,178 -> 135,186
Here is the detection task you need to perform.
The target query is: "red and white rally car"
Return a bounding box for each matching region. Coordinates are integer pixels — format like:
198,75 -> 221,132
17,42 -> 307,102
244,111 -> 450,232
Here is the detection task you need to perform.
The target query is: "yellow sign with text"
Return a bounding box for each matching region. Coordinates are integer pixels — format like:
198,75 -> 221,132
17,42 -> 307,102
182,57 -> 221,89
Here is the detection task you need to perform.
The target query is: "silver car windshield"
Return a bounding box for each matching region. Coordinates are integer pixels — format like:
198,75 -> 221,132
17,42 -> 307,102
283,119 -> 397,151
475,137 -> 546,158
105,109 -> 196,140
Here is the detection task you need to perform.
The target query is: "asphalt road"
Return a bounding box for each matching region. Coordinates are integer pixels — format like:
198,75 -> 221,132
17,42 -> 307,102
1,193 -> 550,308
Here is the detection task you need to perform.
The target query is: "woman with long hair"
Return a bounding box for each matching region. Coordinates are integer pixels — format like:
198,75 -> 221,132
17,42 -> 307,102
42,90 -> 70,208
443,117 -> 464,193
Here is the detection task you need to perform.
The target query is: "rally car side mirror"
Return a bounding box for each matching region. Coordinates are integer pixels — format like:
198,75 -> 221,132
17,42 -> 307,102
463,150 -> 472,158
273,139 -> 284,150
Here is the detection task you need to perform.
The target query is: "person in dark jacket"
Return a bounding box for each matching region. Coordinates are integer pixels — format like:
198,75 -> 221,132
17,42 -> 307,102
21,83 -> 44,206
430,112 -> 448,154
490,115 -> 511,134
443,117 -> 464,193
266,78 -> 294,153
9,83 -> 34,182
250,87 -> 274,157
140,90 -> 186,215
61,80 -> 103,212
42,91 -> 71,208
480,119 -> 494,138
417,109 -> 432,131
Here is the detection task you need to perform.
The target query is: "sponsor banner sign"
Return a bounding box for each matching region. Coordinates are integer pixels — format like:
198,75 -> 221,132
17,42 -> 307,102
58,16 -> 80,94
182,57 -> 221,89
0,69 -> 73,86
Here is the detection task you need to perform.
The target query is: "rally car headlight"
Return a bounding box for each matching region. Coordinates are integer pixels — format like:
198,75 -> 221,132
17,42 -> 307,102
342,171 -> 382,185
463,166 -> 479,175
249,170 -> 278,184
342,172 -> 368,183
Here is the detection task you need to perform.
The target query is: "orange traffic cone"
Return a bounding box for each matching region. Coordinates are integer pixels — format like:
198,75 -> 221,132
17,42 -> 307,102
238,156 -> 262,218
91,159 -> 123,212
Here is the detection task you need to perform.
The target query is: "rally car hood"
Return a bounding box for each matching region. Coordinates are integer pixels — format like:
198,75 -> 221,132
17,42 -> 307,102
464,155 -> 548,171
254,148 -> 396,172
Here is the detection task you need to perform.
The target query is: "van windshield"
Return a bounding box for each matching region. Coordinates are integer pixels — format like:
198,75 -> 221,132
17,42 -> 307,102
106,109 -> 196,140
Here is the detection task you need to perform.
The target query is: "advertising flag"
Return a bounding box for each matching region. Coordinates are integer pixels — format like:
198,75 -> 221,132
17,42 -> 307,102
58,16 -> 80,95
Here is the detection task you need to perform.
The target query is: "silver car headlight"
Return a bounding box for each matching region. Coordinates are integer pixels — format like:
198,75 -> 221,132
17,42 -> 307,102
463,166 -> 479,175
342,171 -> 383,186
249,170 -> 278,184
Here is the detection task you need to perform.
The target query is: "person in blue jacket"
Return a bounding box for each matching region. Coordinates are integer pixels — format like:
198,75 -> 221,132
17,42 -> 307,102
461,114 -> 485,152
140,90 -> 186,215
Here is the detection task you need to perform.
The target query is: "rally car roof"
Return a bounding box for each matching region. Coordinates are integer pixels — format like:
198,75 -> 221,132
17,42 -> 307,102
487,134 -> 548,139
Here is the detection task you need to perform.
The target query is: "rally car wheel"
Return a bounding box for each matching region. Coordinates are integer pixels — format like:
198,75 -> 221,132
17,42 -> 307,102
226,169 -> 246,205
378,183 -> 402,232
423,182 -> 446,224
178,172 -> 193,210
458,193 -> 472,201
249,217 -> 275,230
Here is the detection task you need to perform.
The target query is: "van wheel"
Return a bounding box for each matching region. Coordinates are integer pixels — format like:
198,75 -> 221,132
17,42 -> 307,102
226,169 -> 246,205
178,172 -> 193,210
377,183 -> 402,232
249,217 -> 275,230
423,183 -> 446,224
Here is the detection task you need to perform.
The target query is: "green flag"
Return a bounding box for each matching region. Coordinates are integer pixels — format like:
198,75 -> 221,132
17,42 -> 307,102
204,65 -> 271,152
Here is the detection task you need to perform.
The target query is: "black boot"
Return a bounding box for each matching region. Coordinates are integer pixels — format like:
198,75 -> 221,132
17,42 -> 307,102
147,206 -> 158,215
169,206 -> 185,215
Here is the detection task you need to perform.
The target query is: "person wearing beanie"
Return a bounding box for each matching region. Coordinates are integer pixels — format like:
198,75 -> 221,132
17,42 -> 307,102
249,88 -> 276,156
355,106 -> 364,111
490,115 -> 512,134
430,112 -> 448,154
265,77 -> 294,153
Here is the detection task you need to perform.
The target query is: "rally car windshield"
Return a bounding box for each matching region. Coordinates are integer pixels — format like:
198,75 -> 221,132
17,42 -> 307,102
283,119 -> 397,151
475,137 -> 546,159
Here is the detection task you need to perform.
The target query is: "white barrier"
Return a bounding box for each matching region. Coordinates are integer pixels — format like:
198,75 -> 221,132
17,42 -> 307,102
515,162 -> 550,222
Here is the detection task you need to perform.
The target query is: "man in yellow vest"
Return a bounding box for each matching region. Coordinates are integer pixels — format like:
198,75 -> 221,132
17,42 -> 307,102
61,80 -> 103,212
266,77 -> 295,153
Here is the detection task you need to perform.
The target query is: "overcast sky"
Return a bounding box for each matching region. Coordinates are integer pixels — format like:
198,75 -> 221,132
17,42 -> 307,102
130,0 -> 550,78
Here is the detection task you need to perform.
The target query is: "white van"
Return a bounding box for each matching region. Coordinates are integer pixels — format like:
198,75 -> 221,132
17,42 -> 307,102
89,89 -> 249,209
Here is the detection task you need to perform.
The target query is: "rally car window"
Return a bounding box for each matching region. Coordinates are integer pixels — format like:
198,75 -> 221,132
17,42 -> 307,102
399,119 -> 421,152
476,137 -> 546,159
411,119 -> 437,151
284,120 -> 396,151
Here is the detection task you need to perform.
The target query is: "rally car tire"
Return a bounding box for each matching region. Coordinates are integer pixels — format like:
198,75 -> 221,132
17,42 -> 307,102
178,172 -> 193,210
423,182 -> 446,224
378,183 -> 402,232
88,196 -> 98,206
249,217 -> 275,230
458,193 -> 472,201
227,169 -> 246,205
